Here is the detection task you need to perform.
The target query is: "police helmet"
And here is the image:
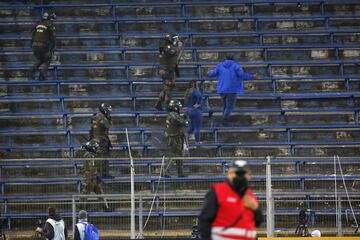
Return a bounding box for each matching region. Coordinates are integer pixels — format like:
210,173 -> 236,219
165,32 -> 179,44
42,12 -> 56,21
168,99 -> 182,113
82,140 -> 99,154
99,103 -> 112,117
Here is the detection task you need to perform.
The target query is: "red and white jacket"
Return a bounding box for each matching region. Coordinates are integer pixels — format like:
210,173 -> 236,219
211,182 -> 258,240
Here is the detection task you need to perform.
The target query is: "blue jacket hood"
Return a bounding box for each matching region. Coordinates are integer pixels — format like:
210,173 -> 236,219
222,60 -> 235,68
207,60 -> 253,94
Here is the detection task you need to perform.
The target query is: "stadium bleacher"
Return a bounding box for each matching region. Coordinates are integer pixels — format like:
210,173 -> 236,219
0,0 -> 360,238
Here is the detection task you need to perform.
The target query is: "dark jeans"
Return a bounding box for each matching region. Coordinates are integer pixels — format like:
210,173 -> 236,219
220,93 -> 237,126
187,107 -> 203,143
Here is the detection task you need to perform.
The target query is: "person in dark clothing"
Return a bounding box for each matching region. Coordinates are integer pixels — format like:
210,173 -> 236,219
164,99 -> 188,177
35,207 -> 68,240
89,103 -> 113,178
29,12 -> 56,80
155,33 -> 184,111
184,81 -> 203,144
198,160 -> 263,240
208,54 -> 259,126
81,140 -> 110,211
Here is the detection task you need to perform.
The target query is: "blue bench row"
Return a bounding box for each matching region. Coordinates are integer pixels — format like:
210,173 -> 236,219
1,60 -> 358,80
2,123 -> 360,134
1,0 -> 359,9
2,157 -> 358,167
3,76 -> 360,84
1,29 -> 359,40
2,141 -> 360,157
1,108 -> 359,117
2,44 -> 360,53
2,59 -> 358,68
2,14 -> 359,24
1,157 -> 358,177
2,91 -> 360,101
2,79 -> 360,96
2,125 -> 360,148
1,175 -> 359,195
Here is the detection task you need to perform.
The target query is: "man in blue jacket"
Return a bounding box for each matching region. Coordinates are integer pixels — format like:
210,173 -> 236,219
208,54 -> 259,126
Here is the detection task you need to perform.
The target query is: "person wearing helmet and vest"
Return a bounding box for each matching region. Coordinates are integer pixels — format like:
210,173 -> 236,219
198,160 -> 263,240
155,33 -> 184,111
81,140 -> 110,211
35,207 -> 68,240
29,12 -> 56,80
89,103 -> 113,178
164,99 -> 188,177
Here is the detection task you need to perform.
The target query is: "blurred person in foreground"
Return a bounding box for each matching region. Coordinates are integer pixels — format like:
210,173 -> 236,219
198,160 -> 263,240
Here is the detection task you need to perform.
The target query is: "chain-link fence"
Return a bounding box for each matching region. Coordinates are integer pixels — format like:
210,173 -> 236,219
1,192 -> 359,239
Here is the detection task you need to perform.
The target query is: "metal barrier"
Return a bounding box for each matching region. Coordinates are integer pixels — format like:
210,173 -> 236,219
1,192 -> 359,238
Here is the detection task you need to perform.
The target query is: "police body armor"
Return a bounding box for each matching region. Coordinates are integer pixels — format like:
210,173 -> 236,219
90,112 -> 112,151
166,112 -> 187,137
32,20 -> 55,49
159,40 -> 179,69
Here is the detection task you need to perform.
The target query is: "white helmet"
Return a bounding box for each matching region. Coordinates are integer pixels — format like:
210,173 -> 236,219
311,230 -> 321,237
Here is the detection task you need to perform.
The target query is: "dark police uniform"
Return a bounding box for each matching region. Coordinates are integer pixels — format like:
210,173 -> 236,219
81,148 -> 110,211
29,19 -> 56,80
81,151 -> 104,195
165,110 -> 188,177
89,111 -> 112,178
155,38 -> 183,111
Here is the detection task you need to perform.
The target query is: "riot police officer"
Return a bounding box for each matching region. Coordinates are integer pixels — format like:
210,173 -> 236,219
81,140 -> 110,211
89,103 -> 113,178
164,99 -> 188,177
198,160 -> 263,240
155,33 -> 184,111
29,12 -> 56,80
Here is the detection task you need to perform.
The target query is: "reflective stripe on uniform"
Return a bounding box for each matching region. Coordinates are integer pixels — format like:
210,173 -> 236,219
212,226 -> 257,239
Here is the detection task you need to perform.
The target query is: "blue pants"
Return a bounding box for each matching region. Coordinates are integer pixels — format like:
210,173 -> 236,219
187,108 -> 203,143
220,93 -> 237,126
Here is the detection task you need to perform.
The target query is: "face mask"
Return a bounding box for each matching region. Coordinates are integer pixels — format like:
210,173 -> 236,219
232,174 -> 248,197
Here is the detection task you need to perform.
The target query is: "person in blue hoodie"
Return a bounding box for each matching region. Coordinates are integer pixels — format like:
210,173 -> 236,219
207,54 -> 259,126
184,81 -> 203,144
